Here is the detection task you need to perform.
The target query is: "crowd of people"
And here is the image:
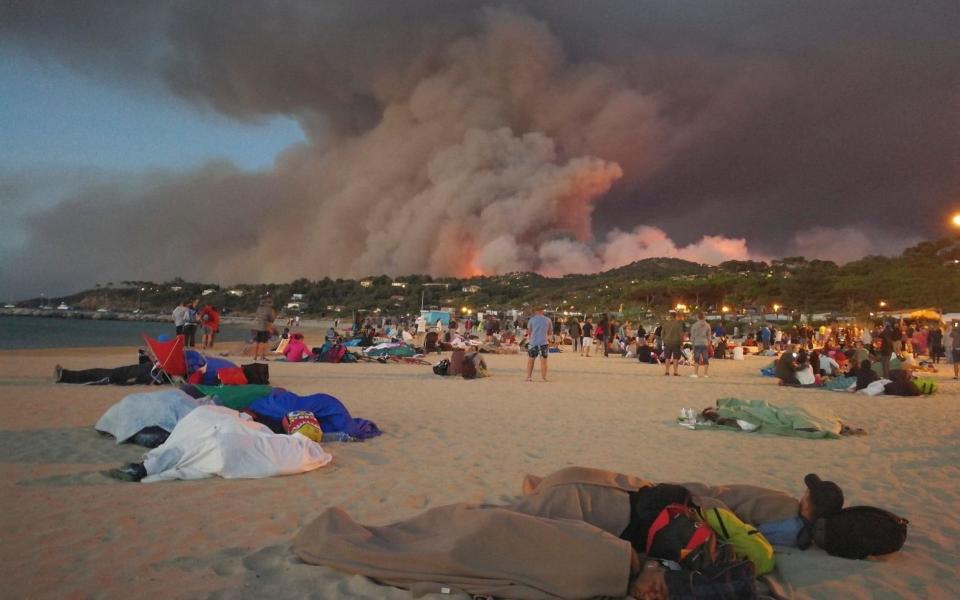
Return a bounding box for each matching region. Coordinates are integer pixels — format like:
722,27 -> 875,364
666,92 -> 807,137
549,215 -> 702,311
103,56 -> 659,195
772,319 -> 959,392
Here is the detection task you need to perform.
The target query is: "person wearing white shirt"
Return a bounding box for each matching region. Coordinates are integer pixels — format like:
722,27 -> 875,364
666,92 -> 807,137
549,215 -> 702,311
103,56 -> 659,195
819,354 -> 840,377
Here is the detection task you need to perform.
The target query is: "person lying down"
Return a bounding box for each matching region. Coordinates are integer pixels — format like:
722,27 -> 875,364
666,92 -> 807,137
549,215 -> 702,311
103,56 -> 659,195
291,466 -> 901,599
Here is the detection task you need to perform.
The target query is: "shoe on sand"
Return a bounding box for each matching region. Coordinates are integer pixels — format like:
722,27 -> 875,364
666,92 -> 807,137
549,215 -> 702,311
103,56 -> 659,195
53,365 -> 63,383
106,462 -> 147,482
689,374 -> 699,378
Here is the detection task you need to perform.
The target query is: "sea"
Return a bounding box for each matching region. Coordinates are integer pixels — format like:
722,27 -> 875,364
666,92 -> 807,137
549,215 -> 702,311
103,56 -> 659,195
0,316 -> 251,350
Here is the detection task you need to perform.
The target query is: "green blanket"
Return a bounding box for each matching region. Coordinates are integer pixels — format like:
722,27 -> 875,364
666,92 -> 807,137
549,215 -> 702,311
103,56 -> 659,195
703,398 -> 842,439
193,384 -> 273,410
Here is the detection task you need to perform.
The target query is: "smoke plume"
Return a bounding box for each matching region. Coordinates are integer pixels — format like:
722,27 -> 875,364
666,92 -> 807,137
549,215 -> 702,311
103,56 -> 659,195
2,1 -> 958,296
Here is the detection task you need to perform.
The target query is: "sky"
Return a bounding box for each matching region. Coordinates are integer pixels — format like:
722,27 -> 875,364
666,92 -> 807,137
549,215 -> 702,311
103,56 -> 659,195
1,1 -> 958,300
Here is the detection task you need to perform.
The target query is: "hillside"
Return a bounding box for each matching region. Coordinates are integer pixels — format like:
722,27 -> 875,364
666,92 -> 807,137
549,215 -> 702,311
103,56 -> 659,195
19,238 -> 960,320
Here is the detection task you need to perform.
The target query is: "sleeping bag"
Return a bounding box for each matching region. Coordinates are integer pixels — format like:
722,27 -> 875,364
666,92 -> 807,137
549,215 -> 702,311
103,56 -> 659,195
249,390 -> 381,439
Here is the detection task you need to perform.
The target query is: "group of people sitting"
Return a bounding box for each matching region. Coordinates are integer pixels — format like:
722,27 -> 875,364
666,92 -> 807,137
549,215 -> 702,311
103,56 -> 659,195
773,338 -> 935,395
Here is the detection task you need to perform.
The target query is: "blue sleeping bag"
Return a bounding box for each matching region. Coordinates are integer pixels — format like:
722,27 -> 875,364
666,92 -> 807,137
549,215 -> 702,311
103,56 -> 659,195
200,356 -> 240,385
248,390 -> 382,439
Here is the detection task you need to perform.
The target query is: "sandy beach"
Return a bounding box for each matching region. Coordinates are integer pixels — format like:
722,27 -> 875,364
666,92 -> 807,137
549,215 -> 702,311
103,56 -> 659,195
1,342 -> 958,599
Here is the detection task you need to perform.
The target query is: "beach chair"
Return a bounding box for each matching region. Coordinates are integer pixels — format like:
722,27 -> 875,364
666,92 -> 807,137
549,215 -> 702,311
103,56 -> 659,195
142,334 -> 187,385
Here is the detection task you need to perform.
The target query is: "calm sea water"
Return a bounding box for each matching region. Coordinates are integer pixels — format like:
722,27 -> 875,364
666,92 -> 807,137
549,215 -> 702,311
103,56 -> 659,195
0,316 -> 251,350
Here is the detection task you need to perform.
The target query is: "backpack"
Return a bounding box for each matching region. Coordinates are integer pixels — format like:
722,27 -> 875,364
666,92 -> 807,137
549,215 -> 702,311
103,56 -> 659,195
646,503 -> 724,571
819,506 -> 908,559
697,506 -> 775,575
915,378 -> 937,395
217,367 -> 248,385
662,560 -> 757,600
433,359 -> 450,376
241,362 -> 270,385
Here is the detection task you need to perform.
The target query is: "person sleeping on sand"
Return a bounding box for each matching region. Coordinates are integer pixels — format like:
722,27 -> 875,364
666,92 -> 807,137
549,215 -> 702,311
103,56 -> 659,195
291,467 -> 850,600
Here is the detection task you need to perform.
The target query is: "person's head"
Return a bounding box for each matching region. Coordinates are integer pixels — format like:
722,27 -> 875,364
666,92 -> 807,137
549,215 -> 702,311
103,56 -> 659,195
860,359 -> 872,371
260,295 -> 273,307
799,474 -> 844,523
668,309 -> 677,319
697,311 -> 705,321
533,305 -> 545,315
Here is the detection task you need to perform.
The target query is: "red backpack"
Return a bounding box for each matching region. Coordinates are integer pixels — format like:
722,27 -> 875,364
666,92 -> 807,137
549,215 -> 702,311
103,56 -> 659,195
324,344 -> 347,364
646,503 -> 723,570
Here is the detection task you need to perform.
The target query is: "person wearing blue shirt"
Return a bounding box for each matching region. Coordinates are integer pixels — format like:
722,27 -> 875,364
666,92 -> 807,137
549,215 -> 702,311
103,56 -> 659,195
525,306 -> 553,382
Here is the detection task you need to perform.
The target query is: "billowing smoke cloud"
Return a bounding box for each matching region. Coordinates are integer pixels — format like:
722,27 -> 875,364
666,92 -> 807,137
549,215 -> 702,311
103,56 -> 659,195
2,1 -> 958,297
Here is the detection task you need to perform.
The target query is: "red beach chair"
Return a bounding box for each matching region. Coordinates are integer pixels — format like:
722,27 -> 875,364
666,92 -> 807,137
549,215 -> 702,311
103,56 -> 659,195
142,334 -> 187,384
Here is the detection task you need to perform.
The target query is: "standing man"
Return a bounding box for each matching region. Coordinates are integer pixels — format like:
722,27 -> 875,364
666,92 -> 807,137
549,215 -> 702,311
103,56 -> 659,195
581,317 -> 594,357
568,316 -> 582,354
172,300 -> 188,338
415,314 -> 427,347
660,310 -> 685,376
524,306 -> 552,382
182,299 -> 199,348
251,295 -> 277,362
689,312 -> 712,378
949,321 -> 960,380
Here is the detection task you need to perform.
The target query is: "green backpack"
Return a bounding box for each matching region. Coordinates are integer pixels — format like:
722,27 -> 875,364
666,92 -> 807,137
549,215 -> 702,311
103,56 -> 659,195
915,378 -> 937,395
697,506 -> 776,576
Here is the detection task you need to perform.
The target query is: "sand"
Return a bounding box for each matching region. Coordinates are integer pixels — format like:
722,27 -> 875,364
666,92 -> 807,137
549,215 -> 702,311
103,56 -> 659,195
1,341 -> 958,599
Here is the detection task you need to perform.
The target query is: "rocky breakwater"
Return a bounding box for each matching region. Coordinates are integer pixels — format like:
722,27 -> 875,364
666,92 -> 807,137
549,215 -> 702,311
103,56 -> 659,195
0,307 -> 172,323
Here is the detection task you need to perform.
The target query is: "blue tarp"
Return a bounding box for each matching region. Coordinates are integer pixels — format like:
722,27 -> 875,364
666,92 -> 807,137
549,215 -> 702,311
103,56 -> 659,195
249,390 -> 382,440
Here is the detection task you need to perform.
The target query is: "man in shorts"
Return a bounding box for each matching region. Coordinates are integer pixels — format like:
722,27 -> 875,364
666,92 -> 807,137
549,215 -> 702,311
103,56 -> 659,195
581,317 -> 594,356
689,312 -> 712,378
251,295 -> 277,361
524,306 -> 552,382
660,310 -> 685,376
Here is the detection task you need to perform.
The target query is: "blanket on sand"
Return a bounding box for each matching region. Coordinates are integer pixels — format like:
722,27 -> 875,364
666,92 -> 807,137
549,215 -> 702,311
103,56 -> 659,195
696,398 -> 843,439
142,405 -> 331,482
193,384 -> 272,409
292,466 -> 797,599
95,389 -> 212,444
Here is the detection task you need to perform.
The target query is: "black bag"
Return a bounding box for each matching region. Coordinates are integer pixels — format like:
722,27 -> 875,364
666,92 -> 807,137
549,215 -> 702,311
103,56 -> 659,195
241,362 -> 270,385
819,506 -> 908,559
432,359 -> 450,376
663,560 -> 757,600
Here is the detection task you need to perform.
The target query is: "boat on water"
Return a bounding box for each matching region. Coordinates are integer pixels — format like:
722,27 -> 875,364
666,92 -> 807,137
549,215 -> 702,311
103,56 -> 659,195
56,303 -> 70,310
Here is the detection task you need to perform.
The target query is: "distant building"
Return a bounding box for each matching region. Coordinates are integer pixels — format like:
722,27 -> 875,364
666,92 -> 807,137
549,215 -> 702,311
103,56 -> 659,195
291,293 -> 305,300
227,289 -> 244,297
360,280 -> 373,288
201,289 -> 216,296
391,282 -> 407,289
170,286 -> 183,291
462,285 -> 481,293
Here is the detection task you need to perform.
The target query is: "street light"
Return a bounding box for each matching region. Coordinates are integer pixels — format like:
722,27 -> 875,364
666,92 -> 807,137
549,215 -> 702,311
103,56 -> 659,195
952,213 -> 960,227
879,300 -> 887,308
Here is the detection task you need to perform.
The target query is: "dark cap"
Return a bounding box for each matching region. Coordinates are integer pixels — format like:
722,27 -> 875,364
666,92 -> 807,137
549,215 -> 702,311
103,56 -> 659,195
805,474 -> 844,520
